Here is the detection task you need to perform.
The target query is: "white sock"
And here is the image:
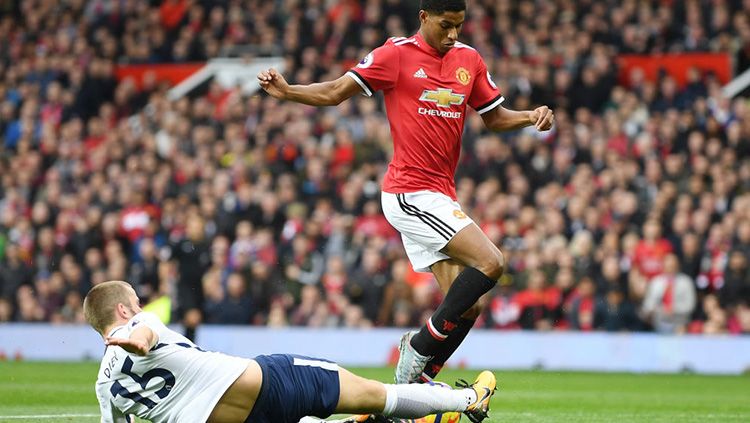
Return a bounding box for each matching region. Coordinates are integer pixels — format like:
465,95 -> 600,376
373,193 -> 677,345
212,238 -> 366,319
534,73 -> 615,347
382,384 -> 477,418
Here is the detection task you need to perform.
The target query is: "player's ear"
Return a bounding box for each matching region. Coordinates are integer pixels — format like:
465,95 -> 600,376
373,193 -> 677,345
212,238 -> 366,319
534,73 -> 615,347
116,302 -> 129,319
419,9 -> 429,24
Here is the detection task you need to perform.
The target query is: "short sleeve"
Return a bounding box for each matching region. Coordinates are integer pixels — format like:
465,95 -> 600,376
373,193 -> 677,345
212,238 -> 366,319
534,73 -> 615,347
468,56 -> 504,115
346,41 -> 400,96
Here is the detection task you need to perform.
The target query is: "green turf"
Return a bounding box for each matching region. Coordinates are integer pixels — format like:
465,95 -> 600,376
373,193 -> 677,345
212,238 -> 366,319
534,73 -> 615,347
1,362 -> 749,422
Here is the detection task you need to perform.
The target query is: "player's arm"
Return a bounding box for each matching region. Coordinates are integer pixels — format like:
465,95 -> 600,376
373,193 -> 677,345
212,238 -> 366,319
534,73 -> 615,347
481,104 -> 554,132
468,54 -> 554,132
257,68 -> 363,106
105,325 -> 158,356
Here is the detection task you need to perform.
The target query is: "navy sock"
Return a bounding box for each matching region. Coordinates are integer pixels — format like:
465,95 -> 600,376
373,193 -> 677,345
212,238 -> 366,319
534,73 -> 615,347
422,316 -> 476,380
410,267 -> 496,356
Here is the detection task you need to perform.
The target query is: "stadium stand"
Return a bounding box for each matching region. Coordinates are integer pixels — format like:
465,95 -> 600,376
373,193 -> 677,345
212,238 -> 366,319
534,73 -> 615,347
0,0 -> 749,336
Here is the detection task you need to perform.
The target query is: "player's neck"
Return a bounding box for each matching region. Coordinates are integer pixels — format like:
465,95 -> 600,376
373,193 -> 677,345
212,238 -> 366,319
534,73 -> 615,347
102,318 -> 128,337
102,324 -> 117,338
417,29 -> 446,56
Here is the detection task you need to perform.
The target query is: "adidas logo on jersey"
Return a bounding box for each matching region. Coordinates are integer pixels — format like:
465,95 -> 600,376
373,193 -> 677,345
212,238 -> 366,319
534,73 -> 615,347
413,68 -> 428,79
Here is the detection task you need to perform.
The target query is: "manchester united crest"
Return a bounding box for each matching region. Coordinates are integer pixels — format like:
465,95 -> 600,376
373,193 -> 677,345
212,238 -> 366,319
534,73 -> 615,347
456,67 -> 471,86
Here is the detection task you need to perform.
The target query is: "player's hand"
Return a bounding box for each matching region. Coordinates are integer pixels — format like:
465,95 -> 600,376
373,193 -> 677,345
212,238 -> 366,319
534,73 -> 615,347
529,106 -> 554,131
257,68 -> 289,99
105,336 -> 150,356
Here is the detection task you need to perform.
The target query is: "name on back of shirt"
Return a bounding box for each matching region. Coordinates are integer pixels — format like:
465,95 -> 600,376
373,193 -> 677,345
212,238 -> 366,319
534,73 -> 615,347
103,350 -> 119,379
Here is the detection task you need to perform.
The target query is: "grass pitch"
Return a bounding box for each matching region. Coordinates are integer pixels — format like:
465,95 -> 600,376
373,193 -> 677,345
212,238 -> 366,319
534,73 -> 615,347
0,362 -> 749,422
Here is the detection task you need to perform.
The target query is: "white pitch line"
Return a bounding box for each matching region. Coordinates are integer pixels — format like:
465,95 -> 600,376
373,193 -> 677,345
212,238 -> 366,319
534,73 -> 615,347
0,415 -> 98,420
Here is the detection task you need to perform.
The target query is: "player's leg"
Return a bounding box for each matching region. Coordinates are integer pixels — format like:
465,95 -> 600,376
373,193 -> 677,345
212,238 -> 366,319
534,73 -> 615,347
332,368 -> 387,414
381,191 -> 502,384
418,259 -> 484,381
335,366 -> 496,421
394,225 -> 502,383
408,223 -> 502,354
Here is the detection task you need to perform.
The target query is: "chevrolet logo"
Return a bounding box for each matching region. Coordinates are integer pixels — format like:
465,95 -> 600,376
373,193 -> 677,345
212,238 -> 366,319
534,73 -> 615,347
419,88 -> 465,107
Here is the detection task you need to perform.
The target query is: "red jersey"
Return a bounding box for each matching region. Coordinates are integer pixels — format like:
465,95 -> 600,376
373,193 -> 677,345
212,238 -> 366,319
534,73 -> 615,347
633,239 -> 673,280
347,34 -> 503,200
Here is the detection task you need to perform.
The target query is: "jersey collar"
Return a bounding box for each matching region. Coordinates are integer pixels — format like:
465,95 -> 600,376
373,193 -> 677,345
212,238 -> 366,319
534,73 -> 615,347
107,325 -> 125,338
414,32 -> 445,58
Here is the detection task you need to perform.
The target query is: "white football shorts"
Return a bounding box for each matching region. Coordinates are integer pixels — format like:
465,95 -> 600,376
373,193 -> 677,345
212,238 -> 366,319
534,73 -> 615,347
381,190 -> 475,272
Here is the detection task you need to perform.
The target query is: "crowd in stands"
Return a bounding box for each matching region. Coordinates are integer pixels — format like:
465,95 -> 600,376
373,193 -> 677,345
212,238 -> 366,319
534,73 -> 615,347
1,0 -> 749,336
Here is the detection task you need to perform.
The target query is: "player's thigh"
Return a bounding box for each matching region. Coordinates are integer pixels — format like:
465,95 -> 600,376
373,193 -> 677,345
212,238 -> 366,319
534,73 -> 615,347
334,367 -> 386,414
440,223 -> 505,278
381,191 -> 473,272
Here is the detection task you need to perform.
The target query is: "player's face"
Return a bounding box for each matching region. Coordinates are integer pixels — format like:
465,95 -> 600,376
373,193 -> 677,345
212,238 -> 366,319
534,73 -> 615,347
419,10 -> 465,54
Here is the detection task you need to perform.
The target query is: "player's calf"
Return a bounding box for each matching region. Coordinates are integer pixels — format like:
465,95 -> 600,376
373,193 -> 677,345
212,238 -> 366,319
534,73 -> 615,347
410,267 -> 497,358
381,376 -> 496,420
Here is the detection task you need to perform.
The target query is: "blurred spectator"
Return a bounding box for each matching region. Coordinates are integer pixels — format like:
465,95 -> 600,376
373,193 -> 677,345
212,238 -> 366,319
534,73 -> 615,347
488,277 -> 520,330
378,259 -> 419,327
129,238 -> 161,300
0,297 -> 13,322
0,243 -> 33,305
514,270 -> 553,331
566,277 -> 604,331
246,261 -> 282,323
692,294 -> 729,335
214,272 -> 254,325
642,255 -> 697,333
291,285 -> 323,326
732,303 -> 750,335
281,233 -> 324,302
631,219 -> 674,300
718,250 -> 750,309
346,246 -> 388,323
600,287 -> 641,332
167,214 -> 211,340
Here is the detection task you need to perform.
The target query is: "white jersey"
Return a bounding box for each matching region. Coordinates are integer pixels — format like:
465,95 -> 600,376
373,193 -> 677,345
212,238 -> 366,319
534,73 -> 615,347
95,312 -> 250,423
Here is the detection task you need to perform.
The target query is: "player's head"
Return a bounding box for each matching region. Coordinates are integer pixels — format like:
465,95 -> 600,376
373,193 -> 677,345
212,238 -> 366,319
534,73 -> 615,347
418,0 -> 466,54
83,280 -> 142,335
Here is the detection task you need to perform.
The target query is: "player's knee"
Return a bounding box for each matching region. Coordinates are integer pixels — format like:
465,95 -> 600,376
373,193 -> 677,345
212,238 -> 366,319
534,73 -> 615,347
337,369 -> 387,414
346,379 -> 386,413
363,379 -> 386,406
476,250 -> 505,280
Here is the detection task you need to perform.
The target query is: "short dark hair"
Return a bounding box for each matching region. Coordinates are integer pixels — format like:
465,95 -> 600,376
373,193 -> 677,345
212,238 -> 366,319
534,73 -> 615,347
420,0 -> 466,14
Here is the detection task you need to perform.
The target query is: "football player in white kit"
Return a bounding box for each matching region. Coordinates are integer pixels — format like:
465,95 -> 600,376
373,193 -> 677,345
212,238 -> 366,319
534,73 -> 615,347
85,281 -> 497,423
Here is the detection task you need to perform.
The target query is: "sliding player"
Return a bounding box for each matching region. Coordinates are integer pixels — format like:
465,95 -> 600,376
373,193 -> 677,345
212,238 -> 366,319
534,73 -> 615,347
85,281 -> 497,422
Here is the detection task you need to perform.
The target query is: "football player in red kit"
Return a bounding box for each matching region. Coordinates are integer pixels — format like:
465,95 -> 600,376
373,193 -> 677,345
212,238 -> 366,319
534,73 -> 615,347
259,0 -> 553,413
